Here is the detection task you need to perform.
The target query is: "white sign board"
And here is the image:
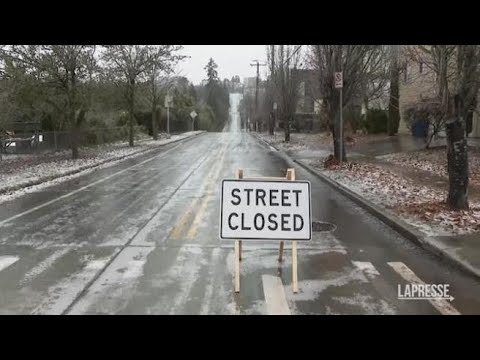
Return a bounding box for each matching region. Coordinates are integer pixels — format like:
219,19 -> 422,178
220,180 -> 312,241
335,72 -> 343,89
190,111 -> 197,119
165,95 -> 173,108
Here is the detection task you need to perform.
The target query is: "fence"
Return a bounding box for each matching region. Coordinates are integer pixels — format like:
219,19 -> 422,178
1,126 -> 147,155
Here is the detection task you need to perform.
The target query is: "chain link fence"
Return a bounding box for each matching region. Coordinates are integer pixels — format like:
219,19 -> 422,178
1,126 -> 147,155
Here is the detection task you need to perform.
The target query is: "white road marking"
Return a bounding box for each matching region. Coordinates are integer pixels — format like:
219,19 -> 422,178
0,138 -> 191,228
31,253 -> 118,315
262,275 -> 291,315
352,261 -> 380,280
0,256 -> 19,272
20,248 -> 71,285
66,246 -> 155,315
388,262 -> 461,315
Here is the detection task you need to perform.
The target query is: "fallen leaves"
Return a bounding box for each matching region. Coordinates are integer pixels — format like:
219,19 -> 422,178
314,159 -> 480,236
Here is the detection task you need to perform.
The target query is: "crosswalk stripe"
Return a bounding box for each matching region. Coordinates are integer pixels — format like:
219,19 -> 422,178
0,256 -> 19,273
20,248 -> 71,285
388,262 -> 461,315
262,275 -> 291,315
352,261 -> 380,279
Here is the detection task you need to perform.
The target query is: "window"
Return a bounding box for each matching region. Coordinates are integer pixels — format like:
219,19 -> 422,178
419,62 -> 424,74
404,62 -> 408,83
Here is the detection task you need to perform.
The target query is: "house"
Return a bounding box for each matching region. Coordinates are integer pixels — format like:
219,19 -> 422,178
292,69 -> 323,132
398,46 -> 480,137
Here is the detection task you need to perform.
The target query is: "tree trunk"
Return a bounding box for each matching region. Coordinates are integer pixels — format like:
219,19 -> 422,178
284,114 -> 290,142
71,127 -> 79,159
332,112 -> 347,162
388,63 -> 400,136
152,105 -> 158,140
69,107 -> 79,159
388,45 -> 400,136
446,116 -> 469,209
269,111 -> 275,135
129,79 -> 135,147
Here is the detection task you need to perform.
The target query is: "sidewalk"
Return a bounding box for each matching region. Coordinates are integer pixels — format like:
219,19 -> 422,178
0,131 -> 205,203
253,130 -> 480,281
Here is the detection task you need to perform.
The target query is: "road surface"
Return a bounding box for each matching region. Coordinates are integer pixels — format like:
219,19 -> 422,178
1,94 -> 480,315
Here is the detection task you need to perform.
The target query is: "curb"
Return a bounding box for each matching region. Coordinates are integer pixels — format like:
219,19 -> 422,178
251,133 -> 281,152
0,131 -> 206,196
294,159 -> 480,281
294,159 -> 425,246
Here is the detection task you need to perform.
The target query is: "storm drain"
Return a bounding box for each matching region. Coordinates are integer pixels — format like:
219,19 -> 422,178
312,221 -> 336,233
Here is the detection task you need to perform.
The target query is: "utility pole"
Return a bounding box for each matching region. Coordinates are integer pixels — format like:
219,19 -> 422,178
250,60 -> 267,131
335,68 -> 344,164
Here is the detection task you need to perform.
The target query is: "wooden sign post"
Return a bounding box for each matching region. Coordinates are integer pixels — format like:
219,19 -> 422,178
227,169 -> 311,294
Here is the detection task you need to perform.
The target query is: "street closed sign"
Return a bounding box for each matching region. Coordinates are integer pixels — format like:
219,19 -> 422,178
220,180 -> 312,240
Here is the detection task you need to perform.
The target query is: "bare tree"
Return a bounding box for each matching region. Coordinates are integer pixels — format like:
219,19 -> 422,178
102,45 -> 184,147
308,45 -> 386,161
270,45 -> 302,142
388,45 -> 401,136
266,45 -> 276,135
0,45 -> 97,159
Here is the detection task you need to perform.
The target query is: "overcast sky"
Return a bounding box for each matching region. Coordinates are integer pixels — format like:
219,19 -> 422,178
177,45 -> 268,85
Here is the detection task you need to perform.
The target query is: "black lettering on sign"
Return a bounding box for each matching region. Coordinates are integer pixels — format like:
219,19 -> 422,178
231,189 -> 241,206
281,214 -> 291,231
254,213 -> 265,230
282,190 -> 291,207
293,214 -> 304,231
241,213 -> 251,230
228,213 -> 239,230
268,214 -> 278,231
292,190 -> 302,207
245,189 -> 253,206
256,189 -> 266,206
270,189 -> 279,206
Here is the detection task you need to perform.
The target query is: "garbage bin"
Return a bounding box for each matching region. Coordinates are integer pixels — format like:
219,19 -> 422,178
413,119 -> 428,138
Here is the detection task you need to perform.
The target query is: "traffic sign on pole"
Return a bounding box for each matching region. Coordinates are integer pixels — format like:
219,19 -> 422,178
335,72 -> 343,89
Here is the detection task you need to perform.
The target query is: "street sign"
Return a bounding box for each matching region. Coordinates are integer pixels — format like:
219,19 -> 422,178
190,111 -> 197,119
273,102 -> 278,110
335,72 -> 343,89
165,95 -> 173,108
220,179 -> 312,241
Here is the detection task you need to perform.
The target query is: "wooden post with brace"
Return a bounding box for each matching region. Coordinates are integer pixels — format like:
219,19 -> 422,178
233,168 -> 299,294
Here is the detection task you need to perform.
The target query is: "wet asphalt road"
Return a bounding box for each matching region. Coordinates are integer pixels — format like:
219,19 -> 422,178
2,107 -> 480,315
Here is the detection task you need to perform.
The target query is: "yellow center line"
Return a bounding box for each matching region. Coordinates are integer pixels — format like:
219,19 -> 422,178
186,140 -> 229,240
169,139 -> 228,240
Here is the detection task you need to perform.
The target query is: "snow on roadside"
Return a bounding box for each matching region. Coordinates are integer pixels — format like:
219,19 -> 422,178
380,147 -> 480,186
0,131 -> 202,204
308,159 -> 480,237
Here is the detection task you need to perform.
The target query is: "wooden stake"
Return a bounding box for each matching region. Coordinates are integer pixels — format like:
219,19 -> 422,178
234,168 -> 244,293
292,241 -> 298,294
278,241 -> 284,262
279,168 -> 294,264
234,240 -> 240,293
236,169 -> 244,263
289,168 -> 299,294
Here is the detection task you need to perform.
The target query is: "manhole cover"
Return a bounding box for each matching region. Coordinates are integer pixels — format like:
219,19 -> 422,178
312,221 -> 336,232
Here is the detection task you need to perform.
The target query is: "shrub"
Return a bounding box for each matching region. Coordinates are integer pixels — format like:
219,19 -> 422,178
361,109 -> 388,134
